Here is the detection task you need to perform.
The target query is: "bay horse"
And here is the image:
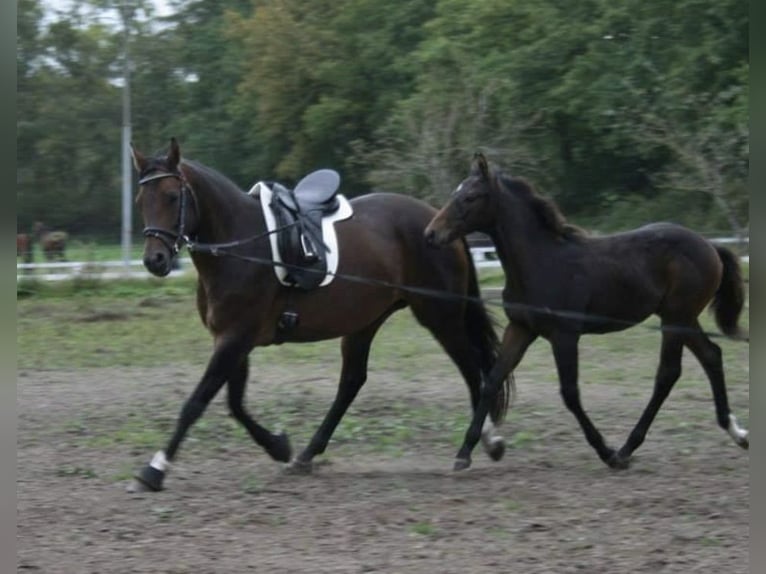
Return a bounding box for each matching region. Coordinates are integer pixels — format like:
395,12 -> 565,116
128,138 -> 511,491
424,152 -> 749,471
33,222 -> 68,261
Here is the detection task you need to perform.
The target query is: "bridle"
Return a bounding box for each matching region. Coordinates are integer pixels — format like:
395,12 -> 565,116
139,170 -> 197,256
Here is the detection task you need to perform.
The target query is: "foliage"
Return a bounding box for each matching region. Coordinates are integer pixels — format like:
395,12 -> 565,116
17,0 -> 748,236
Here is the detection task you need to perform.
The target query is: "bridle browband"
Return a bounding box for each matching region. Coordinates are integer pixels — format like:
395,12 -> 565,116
139,170 -> 196,255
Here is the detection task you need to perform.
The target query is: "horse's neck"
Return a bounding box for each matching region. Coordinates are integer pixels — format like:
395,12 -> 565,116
490,197 -> 556,296
184,169 -> 268,284
187,171 -> 265,244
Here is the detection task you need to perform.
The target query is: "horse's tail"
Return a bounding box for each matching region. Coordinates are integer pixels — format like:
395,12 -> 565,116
461,238 -> 514,424
710,245 -> 748,341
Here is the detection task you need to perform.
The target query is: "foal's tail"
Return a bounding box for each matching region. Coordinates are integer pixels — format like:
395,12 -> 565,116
461,239 -> 514,424
711,246 -> 748,341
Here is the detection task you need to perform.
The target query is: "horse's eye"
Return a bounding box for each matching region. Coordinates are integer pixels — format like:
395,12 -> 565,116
166,193 -> 179,205
464,193 -> 481,203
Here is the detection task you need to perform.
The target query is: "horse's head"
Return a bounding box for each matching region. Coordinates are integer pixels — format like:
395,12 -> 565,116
132,138 -> 198,277
425,152 -> 497,247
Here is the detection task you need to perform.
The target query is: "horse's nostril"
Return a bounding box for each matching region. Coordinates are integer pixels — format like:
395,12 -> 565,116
425,229 -> 435,244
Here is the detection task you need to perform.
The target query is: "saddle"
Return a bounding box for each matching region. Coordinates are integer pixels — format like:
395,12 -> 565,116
250,169 -> 352,290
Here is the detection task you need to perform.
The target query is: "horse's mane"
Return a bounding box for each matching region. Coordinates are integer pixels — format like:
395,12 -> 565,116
496,172 -> 587,240
181,159 -> 246,195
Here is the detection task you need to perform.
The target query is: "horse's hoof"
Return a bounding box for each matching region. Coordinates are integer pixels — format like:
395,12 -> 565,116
453,457 -> 472,472
126,478 -> 156,493
607,452 -> 631,470
737,435 -> 749,450
283,458 -> 313,475
127,465 -> 164,493
487,439 -> 506,462
270,431 -> 293,463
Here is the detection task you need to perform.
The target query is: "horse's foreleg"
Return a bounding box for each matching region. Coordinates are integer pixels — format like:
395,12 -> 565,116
227,356 -> 292,462
454,323 -> 535,471
286,318 -> 385,474
550,333 -> 618,468
129,337 -> 251,492
614,329 -> 684,466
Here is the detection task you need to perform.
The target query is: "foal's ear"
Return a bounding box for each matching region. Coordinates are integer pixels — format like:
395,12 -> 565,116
130,142 -> 148,173
167,137 -> 181,171
474,152 -> 490,181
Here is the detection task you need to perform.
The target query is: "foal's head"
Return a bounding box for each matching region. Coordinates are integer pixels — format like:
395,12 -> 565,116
131,138 -> 198,277
424,152 -> 497,247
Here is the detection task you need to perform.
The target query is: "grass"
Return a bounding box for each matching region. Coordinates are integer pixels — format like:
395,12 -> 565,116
18,264 -> 749,462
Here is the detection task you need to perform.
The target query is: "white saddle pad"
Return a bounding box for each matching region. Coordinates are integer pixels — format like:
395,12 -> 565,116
248,181 -> 353,287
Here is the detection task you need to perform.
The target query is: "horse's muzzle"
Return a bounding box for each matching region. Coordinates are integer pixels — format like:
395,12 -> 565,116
143,250 -> 172,277
424,226 -> 454,248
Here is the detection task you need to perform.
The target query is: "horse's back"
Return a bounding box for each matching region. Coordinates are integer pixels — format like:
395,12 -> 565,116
584,222 -> 723,324
339,192 -> 469,288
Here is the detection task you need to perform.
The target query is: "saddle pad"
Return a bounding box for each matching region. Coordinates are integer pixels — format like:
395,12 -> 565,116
249,181 -> 353,287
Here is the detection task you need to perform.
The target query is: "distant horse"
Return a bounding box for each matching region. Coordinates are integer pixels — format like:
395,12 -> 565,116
425,152 -> 749,470
33,222 -> 68,261
17,233 -> 33,263
128,138 -> 512,492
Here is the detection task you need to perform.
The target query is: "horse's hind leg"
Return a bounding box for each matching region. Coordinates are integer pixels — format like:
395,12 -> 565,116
227,356 -> 292,462
286,311 -> 393,474
614,328 -> 684,467
421,315 -> 505,461
454,322 -> 536,470
684,322 -> 749,449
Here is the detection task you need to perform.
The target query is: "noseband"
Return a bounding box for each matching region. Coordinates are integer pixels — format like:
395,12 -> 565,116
139,171 -> 196,255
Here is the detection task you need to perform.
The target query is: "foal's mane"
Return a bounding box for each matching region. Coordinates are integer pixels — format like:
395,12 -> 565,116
495,172 -> 587,240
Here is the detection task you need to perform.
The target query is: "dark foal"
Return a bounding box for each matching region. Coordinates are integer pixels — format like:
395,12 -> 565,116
425,153 -> 748,471
128,139 -> 511,491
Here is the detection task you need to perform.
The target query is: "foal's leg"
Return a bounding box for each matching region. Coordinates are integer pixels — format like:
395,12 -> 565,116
613,329 -> 684,467
454,323 -> 536,471
550,333 -> 618,468
684,322 -> 749,449
227,356 -> 292,462
286,315 -> 390,474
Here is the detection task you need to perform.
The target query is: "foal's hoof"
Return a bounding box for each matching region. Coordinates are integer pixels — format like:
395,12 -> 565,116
270,431 -> 292,463
453,457 -> 472,472
487,439 -> 506,462
283,459 -> 313,475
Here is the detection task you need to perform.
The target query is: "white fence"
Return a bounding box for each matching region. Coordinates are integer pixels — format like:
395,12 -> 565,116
16,237 -> 747,282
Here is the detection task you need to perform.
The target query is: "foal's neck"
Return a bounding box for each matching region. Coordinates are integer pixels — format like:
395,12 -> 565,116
489,193 -> 559,296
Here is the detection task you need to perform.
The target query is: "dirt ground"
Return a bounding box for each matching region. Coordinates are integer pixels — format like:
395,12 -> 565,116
17,355 -> 749,574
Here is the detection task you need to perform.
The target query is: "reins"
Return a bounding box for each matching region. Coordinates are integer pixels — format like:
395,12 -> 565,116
138,171 -> 745,342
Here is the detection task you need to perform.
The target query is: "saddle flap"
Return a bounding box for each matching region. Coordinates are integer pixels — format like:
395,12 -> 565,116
293,169 -> 340,205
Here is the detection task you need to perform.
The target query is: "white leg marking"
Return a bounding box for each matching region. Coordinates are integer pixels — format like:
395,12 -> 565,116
727,414 -> 748,446
481,417 -> 504,450
149,450 -> 170,472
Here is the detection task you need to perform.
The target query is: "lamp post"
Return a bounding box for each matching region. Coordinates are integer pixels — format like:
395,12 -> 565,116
120,2 -> 132,271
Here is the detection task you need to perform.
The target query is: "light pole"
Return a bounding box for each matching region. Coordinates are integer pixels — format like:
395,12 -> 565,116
120,2 -> 132,271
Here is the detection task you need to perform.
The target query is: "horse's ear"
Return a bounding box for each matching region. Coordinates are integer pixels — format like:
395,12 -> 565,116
130,142 -> 147,173
474,152 -> 490,181
167,137 -> 181,171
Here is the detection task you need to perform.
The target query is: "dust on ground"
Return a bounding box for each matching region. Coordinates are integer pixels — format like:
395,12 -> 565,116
18,359 -> 749,574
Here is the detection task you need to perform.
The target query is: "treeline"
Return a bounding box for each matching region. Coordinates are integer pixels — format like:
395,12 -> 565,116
17,0 -> 748,237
